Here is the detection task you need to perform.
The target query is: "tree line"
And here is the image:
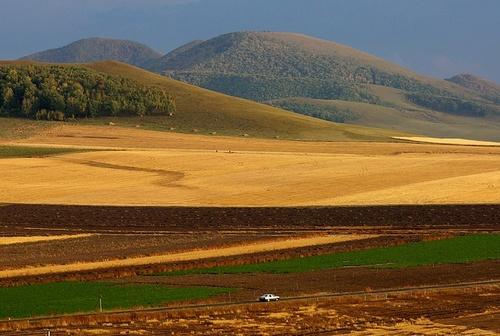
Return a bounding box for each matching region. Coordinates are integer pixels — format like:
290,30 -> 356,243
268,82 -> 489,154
0,64 -> 175,120
406,93 -> 493,117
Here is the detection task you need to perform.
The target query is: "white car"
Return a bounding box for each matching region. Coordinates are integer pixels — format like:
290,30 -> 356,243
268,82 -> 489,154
259,293 -> 280,302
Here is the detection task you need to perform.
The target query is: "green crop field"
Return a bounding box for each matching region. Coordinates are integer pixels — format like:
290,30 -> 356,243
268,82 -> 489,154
0,282 -> 231,319
158,234 -> 500,276
0,145 -> 88,158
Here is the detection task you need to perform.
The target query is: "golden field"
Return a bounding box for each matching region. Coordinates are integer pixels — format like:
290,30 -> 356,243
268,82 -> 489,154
0,234 -> 93,246
1,123 -> 500,206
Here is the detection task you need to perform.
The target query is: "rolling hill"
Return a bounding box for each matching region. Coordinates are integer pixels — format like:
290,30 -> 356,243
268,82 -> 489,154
0,61 -> 405,141
84,61 -> 406,140
17,33 -> 500,140
20,38 -> 162,68
149,31 -> 500,140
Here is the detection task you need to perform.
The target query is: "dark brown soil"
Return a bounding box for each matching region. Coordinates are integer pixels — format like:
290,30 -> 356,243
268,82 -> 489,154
0,233 -> 279,270
0,235 -> 418,285
1,204 -> 499,233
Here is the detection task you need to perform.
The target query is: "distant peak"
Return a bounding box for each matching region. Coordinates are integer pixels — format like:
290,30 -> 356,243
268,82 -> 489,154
20,37 -> 162,67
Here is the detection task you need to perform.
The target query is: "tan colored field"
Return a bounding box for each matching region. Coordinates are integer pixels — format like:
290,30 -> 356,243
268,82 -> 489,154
395,136 -> 500,146
1,123 -> 500,206
0,234 -> 375,278
7,123 -> 500,155
0,234 -> 93,246
1,147 -> 500,206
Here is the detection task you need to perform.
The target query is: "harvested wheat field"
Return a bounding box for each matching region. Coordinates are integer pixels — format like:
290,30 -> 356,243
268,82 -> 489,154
2,123 -> 500,206
395,136 -> 500,146
1,143 -> 500,206
7,123 -> 500,155
0,234 -> 93,246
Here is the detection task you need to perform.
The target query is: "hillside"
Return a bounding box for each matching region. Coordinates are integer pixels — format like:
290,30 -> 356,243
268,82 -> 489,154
0,61 -> 405,141
149,31 -> 500,140
269,97 -> 500,141
84,61 -> 407,140
446,74 -> 500,104
19,33 -> 500,140
20,38 -> 162,68
150,32 -> 478,102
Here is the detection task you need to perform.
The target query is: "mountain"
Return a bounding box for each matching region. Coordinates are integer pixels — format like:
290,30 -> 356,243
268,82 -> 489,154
18,33 -> 500,140
446,74 -> 500,104
0,60 -> 404,141
150,31 -> 500,140
20,38 -> 162,68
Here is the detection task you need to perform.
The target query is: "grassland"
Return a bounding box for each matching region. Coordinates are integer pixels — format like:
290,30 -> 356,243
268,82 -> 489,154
0,145 -> 90,158
157,234 -> 500,275
0,117 -> 54,140
0,281 -> 230,319
271,96 -> 500,141
148,31 -> 500,142
0,60 -> 407,142
84,61 -> 406,141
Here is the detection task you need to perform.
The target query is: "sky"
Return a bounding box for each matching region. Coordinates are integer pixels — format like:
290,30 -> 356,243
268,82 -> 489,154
1,0 -> 498,82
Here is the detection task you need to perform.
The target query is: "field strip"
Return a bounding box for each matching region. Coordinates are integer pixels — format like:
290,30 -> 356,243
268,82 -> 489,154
0,234 -> 376,278
1,279 -> 498,326
1,141 -> 129,151
393,136 -> 500,146
0,234 -> 94,246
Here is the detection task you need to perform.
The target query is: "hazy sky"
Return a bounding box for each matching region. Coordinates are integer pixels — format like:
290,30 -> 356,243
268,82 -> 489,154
1,0 -> 498,82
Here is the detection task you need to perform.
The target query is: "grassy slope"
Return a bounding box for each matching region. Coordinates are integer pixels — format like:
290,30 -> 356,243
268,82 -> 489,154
155,32 -> 484,102
0,282 -> 230,319
272,95 -> 500,141
0,117 -> 55,140
153,32 -> 500,140
0,60 -> 407,142
84,61 -> 406,141
159,234 -> 500,275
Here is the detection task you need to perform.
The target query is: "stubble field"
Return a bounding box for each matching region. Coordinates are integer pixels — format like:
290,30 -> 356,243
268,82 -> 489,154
1,123 -> 500,206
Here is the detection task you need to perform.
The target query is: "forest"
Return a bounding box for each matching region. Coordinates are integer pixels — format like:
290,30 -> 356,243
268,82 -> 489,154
0,64 -> 175,120
406,93 -> 493,117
